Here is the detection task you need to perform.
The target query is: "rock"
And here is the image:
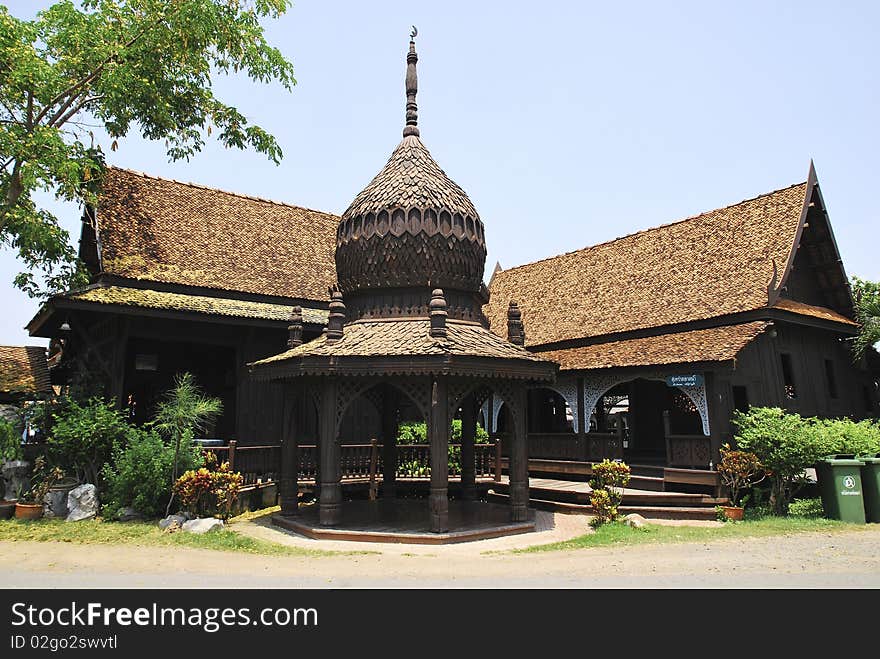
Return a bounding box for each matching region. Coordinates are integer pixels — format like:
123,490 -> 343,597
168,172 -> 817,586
181,518 -> 224,534
623,513 -> 647,529
159,514 -> 188,530
118,507 -> 144,522
65,484 -> 98,522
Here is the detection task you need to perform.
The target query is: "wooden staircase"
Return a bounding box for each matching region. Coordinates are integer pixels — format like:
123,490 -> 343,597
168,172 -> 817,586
488,476 -> 727,521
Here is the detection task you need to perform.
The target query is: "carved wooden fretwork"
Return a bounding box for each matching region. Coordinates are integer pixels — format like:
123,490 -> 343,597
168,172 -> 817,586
582,370 -> 710,436
543,378 -> 580,434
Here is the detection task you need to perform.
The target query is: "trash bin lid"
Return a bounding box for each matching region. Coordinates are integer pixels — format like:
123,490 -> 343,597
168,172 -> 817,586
858,453 -> 880,465
821,454 -> 865,466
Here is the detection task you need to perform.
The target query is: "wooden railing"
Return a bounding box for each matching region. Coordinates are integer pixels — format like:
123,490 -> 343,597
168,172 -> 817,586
206,440 -> 499,485
498,432 -> 624,462
663,411 -> 713,469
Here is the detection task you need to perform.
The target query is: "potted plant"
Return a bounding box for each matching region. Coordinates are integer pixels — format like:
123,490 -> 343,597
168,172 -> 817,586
14,457 -> 63,520
717,443 -> 765,521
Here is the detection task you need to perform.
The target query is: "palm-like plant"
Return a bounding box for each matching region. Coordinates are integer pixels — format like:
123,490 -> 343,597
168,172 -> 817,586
153,373 -> 223,516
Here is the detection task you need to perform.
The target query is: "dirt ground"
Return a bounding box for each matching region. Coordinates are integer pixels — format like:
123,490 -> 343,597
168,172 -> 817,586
2,511 -> 880,588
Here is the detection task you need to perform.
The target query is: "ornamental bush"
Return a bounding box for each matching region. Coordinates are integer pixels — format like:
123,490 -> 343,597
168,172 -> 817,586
47,398 -> 129,486
102,427 -> 203,520
589,459 -> 631,526
717,444 -> 765,507
173,456 -> 243,520
0,417 -> 22,462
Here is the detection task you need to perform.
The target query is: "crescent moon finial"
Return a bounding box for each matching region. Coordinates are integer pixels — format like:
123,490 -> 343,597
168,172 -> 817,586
410,25 -> 418,40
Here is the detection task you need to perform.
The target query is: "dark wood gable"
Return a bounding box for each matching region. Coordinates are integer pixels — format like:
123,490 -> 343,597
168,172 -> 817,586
773,163 -> 855,319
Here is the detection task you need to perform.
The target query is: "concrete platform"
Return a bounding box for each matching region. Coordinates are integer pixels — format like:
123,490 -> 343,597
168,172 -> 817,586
272,500 -> 535,544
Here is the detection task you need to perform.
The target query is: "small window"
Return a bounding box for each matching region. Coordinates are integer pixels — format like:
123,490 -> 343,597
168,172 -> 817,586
780,353 -> 797,399
732,386 -> 749,413
134,353 -> 158,371
824,360 -> 838,399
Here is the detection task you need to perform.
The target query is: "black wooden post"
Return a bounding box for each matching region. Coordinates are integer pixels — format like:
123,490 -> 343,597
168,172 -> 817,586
381,385 -> 398,500
279,383 -> 299,517
429,378 -> 449,532
227,440 -> 237,472
319,380 -> 341,526
460,395 -> 476,501
508,386 -> 530,522
577,376 -> 586,462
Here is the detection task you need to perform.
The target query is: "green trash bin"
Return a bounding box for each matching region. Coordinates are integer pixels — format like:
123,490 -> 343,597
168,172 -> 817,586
816,454 -> 866,524
859,453 -> 880,524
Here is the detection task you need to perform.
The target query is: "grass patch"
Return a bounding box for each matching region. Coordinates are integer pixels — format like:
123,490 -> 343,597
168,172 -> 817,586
0,508 -> 348,557
517,513 -> 861,553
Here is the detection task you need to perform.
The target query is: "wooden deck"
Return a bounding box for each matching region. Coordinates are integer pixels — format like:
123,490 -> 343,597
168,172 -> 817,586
273,500 -> 535,544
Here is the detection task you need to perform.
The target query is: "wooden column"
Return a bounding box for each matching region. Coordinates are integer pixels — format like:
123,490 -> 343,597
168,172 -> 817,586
279,383 -> 299,517
319,380 -> 341,526
508,385 -> 530,522
381,385 -> 398,500
460,394 -> 477,501
429,378 -> 449,532
577,376 -> 586,461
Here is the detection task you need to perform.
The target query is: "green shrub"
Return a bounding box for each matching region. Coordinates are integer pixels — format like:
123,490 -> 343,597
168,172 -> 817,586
102,427 -> 203,519
589,459 -> 631,526
717,444 -> 765,507
788,497 -> 825,518
173,456 -> 243,521
810,417 -> 880,456
0,417 -> 22,462
733,407 -> 827,515
47,398 -> 129,485
396,420 -> 490,475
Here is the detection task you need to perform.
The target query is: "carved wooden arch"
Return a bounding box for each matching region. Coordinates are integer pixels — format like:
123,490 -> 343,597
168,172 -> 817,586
462,380 -> 526,437
334,377 -> 431,435
582,371 -> 710,436
530,380 -> 580,434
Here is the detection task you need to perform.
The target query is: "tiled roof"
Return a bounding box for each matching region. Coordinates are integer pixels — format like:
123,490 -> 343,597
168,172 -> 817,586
252,319 -> 552,365
0,346 -> 52,396
486,182 -> 809,347
772,298 -> 858,326
341,136 -> 479,221
538,322 -> 771,371
96,167 -> 339,301
62,286 -> 328,325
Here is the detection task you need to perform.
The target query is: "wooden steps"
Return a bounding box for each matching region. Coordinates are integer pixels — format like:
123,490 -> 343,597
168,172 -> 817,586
487,492 -> 722,521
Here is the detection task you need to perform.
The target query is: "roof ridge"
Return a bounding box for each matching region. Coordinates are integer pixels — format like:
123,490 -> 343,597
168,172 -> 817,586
106,166 -> 340,218
495,180 -> 808,275
0,345 -> 46,350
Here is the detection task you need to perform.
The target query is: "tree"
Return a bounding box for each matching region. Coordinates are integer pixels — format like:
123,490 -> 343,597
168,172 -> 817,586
852,276 -> 880,360
152,372 -> 222,516
0,0 -> 295,297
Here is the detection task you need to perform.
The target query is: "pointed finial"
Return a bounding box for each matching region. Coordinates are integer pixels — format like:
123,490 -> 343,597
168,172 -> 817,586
507,301 -> 525,346
403,26 -> 420,138
429,289 -> 447,338
287,306 -> 303,348
326,285 -> 346,344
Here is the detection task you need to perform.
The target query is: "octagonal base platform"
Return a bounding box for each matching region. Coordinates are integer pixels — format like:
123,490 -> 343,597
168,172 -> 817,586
272,499 -> 535,544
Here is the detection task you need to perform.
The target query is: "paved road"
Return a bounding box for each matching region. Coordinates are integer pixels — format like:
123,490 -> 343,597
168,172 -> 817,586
2,525 -> 880,588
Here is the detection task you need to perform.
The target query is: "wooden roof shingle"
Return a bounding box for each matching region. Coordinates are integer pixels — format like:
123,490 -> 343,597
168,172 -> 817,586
95,167 -> 339,301
486,182 -> 810,347
0,346 -> 52,397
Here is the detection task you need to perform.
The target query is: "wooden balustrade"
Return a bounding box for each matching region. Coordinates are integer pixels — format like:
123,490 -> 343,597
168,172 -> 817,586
204,439 -> 507,485
498,432 -> 624,462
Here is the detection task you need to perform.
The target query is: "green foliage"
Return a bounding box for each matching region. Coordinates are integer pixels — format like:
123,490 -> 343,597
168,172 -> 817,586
395,419 -> 490,475
852,276 -> 880,360
732,407 -> 880,515
0,417 -> 22,461
588,459 -> 631,526
46,397 -> 128,485
717,443 -> 765,507
788,497 -> 825,518
173,455 -> 243,521
153,372 -> 222,516
0,1 -> 295,297
102,426 -> 202,520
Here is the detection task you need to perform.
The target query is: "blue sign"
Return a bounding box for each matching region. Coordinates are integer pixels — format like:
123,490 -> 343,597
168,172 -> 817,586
666,374 -> 704,388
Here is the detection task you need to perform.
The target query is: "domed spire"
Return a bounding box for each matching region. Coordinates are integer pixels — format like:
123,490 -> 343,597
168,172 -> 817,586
404,26 -> 419,138
334,30 -> 488,323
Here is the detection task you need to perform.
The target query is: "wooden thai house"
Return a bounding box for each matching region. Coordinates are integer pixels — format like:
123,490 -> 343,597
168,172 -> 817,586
485,163 -> 878,470
26,168 -> 338,442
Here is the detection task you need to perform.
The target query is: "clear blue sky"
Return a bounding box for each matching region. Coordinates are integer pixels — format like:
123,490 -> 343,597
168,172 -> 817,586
2,0 -> 878,347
